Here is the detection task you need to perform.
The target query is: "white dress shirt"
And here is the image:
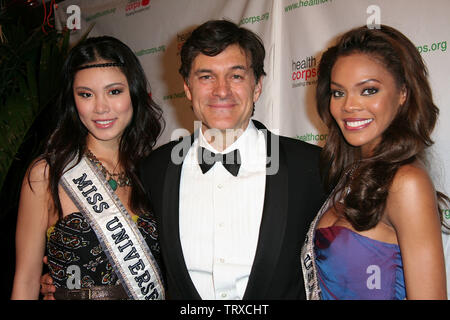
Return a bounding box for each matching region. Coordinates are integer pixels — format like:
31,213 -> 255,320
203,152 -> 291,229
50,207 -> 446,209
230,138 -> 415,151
179,121 -> 267,300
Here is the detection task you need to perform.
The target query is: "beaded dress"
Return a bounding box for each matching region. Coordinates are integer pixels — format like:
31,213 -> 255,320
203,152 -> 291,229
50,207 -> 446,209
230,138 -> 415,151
46,211 -> 160,288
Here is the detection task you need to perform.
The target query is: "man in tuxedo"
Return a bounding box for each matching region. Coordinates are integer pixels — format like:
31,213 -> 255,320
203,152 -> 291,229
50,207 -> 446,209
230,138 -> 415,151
140,19 -> 326,300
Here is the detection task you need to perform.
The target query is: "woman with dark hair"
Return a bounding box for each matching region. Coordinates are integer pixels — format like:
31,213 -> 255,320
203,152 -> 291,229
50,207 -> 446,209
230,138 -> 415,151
11,36 -> 165,300
301,25 -> 448,300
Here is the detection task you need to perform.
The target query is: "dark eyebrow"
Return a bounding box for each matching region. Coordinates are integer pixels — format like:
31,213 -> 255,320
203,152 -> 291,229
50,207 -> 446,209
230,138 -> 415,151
355,79 -> 381,86
231,65 -> 247,71
330,81 -> 343,88
104,82 -> 126,89
74,83 -> 125,91
194,69 -> 213,75
74,86 -> 93,91
194,65 -> 248,75
331,78 -> 381,88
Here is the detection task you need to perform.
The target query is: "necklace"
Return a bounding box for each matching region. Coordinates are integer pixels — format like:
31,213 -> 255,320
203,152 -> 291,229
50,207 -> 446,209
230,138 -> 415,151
85,149 -> 131,191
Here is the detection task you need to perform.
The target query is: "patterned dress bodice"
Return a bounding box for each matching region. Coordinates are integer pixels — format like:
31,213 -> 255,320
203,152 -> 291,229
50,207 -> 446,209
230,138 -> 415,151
46,211 -> 160,288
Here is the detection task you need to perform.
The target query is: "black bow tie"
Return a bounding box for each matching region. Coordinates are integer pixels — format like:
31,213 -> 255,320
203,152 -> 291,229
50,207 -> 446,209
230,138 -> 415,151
198,147 -> 241,176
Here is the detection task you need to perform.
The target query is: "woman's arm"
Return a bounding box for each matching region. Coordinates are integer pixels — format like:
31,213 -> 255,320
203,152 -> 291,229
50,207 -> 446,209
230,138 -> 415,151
387,164 -> 447,299
11,160 -> 51,300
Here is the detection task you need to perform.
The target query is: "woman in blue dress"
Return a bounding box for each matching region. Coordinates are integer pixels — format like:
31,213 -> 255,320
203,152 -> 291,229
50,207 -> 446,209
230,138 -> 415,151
302,25 -> 448,300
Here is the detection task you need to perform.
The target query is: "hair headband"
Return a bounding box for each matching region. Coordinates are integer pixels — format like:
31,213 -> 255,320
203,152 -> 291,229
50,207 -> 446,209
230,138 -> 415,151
75,62 -> 125,71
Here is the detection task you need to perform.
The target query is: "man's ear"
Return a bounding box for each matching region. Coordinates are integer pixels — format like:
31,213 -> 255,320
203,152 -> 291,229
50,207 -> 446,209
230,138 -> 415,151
253,77 -> 263,102
183,80 -> 192,101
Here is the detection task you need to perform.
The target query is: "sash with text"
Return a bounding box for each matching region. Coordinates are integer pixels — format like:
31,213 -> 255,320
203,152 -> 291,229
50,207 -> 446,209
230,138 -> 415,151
60,157 -> 165,300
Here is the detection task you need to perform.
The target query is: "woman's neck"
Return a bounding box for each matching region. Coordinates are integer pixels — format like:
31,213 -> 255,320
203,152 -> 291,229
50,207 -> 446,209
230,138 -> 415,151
86,136 -> 121,172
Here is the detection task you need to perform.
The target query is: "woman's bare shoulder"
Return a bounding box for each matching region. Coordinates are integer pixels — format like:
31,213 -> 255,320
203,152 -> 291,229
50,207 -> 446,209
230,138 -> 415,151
387,161 -> 438,225
26,158 -> 50,183
390,162 -> 434,195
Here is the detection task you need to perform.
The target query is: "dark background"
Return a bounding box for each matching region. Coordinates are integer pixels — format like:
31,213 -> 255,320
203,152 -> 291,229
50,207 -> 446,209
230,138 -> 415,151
1,0 -> 66,299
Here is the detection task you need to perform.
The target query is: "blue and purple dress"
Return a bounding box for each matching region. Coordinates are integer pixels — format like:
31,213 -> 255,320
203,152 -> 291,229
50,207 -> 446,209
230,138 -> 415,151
314,225 -> 406,300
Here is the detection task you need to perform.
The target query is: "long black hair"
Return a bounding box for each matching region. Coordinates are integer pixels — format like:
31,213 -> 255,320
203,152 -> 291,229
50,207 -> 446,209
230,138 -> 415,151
35,36 -> 163,218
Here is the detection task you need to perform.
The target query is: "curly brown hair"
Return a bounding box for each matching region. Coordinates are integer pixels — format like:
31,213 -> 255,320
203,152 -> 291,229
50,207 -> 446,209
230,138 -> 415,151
316,25 -> 448,231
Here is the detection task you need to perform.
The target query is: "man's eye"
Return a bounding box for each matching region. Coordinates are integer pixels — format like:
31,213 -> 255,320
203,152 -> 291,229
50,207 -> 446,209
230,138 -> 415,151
199,75 -> 212,80
232,74 -> 243,80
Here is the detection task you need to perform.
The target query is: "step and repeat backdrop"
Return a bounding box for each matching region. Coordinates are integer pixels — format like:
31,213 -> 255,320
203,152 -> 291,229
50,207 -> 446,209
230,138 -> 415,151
55,0 -> 450,296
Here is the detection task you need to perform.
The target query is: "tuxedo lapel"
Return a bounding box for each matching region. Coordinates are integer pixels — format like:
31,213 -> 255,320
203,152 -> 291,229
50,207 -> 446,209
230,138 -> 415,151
161,135 -> 201,299
243,124 -> 289,299
161,123 -> 289,299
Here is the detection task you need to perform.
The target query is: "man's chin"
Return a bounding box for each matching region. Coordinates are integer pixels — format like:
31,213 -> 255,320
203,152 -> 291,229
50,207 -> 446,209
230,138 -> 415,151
202,119 -> 249,132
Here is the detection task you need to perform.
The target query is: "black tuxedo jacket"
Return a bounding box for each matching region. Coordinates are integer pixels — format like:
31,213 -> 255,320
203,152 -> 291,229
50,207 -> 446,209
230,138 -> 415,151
140,120 -> 326,299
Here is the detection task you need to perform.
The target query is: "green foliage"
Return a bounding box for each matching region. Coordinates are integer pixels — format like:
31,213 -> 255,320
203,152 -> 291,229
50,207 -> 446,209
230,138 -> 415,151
0,11 -> 71,193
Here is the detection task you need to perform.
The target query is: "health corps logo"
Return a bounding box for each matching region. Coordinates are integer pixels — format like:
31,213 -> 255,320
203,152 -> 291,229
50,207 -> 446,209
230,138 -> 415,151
126,0 -> 150,16
291,55 -> 317,88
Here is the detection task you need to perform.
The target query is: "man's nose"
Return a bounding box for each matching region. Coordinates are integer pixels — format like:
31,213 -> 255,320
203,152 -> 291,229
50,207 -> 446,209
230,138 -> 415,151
212,78 -> 231,98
